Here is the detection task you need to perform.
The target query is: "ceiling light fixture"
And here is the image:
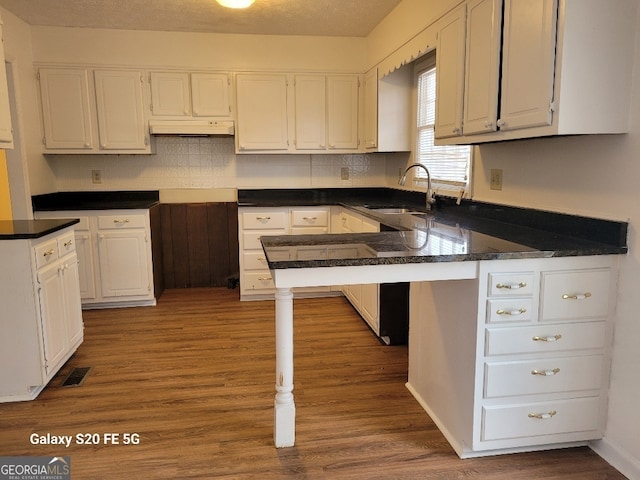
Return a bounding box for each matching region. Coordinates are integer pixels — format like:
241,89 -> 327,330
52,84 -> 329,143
216,0 -> 255,8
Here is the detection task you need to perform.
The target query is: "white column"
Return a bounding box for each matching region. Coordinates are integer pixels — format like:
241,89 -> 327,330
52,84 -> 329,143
274,287 -> 295,447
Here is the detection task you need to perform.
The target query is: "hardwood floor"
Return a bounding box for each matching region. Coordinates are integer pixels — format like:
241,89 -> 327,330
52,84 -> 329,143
0,288 -> 626,479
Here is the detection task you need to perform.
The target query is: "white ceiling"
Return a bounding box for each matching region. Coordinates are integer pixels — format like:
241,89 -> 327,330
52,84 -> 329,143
0,0 -> 402,37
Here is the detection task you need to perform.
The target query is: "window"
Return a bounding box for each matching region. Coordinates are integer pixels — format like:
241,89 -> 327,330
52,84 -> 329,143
414,59 -> 472,197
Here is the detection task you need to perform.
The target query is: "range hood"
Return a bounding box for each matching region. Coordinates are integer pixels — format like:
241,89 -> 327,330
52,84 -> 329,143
149,119 -> 234,136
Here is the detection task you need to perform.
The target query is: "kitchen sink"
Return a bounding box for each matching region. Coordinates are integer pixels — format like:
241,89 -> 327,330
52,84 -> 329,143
367,207 -> 425,215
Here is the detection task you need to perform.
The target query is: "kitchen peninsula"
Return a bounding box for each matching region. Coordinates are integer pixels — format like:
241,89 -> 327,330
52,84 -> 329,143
258,193 -> 627,458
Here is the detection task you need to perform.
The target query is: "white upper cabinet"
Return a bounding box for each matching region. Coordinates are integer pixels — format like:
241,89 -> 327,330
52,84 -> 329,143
437,0 -> 636,145
236,72 -> 359,154
498,0 -> 557,132
94,70 -> 147,151
191,73 -> 231,117
364,67 -> 412,153
434,4 -> 466,140
38,68 -> 94,150
149,72 -> 191,116
38,67 -> 151,154
326,75 -> 359,150
0,17 -> 13,148
149,71 -> 231,118
235,73 -> 289,152
462,0 -> 502,135
294,74 -> 359,151
294,75 -> 326,150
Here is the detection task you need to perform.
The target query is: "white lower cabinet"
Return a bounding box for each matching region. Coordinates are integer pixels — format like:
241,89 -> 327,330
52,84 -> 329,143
239,206 -> 331,300
0,226 -> 83,402
35,210 -> 155,308
408,255 -> 617,458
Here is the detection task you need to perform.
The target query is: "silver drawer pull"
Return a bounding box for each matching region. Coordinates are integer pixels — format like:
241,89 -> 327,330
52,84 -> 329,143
562,292 -> 592,300
531,368 -> 560,376
43,249 -> 55,258
64,240 -> 73,247
532,334 -> 562,342
496,282 -> 527,290
113,219 -> 130,224
496,308 -> 526,316
528,410 -> 557,420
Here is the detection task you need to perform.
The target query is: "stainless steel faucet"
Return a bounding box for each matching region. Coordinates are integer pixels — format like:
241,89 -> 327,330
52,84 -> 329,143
398,163 -> 436,211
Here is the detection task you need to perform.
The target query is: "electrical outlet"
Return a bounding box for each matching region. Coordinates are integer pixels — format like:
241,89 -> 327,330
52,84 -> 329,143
490,168 -> 503,191
92,169 -> 102,184
341,167 -> 350,180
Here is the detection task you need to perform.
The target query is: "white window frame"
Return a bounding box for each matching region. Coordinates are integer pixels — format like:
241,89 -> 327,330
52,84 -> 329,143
411,54 -> 473,200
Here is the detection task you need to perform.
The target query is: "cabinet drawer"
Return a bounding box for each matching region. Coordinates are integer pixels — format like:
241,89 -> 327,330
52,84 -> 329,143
242,271 -> 275,291
242,211 -> 287,229
486,322 -> 606,356
486,298 -> 533,323
243,230 -> 286,250
97,214 -> 146,229
243,251 -> 270,271
482,396 -> 600,441
291,209 -> 329,227
484,355 -> 603,398
57,231 -> 77,256
541,269 -> 611,321
74,216 -> 90,231
34,239 -> 59,269
488,272 -> 534,296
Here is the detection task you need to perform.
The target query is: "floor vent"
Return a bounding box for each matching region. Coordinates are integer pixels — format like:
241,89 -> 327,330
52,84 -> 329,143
61,367 -> 92,387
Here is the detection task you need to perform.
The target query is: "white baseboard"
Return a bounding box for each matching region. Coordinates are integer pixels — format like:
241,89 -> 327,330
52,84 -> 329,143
590,438 -> 640,479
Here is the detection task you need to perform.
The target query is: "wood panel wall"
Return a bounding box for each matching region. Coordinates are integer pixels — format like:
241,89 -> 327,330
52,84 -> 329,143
160,202 -> 239,288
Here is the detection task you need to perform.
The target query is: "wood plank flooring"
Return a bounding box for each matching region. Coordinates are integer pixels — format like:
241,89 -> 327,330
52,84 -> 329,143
0,288 -> 626,479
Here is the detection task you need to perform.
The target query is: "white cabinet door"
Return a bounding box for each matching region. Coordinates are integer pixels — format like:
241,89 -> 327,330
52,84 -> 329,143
236,74 -> 289,151
191,73 -> 230,117
294,75 -> 326,150
94,70 -> 147,150
435,5 -> 466,139
463,0 -> 502,135
498,0 -> 557,131
97,230 -> 150,298
74,231 -> 96,300
327,75 -> 359,150
61,255 -> 84,347
0,18 -> 13,147
38,68 -> 94,150
149,72 -> 191,116
363,68 -> 378,150
36,263 -> 67,376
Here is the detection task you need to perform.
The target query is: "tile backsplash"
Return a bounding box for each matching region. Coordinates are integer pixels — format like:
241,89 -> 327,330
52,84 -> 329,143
51,136 -> 390,191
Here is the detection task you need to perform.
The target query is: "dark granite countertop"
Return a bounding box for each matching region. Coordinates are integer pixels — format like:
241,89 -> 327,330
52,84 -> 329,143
0,218 -> 80,240
244,188 -> 628,269
32,191 -> 159,211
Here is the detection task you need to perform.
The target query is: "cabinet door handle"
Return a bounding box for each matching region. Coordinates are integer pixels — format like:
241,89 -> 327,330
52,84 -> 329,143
528,410 -> 557,420
496,308 -> 526,316
452,127 -> 461,134
496,282 -> 527,290
43,249 -> 55,258
562,292 -> 592,300
302,216 -> 317,222
532,334 -> 562,342
531,368 -> 560,376
258,276 -> 272,281
64,240 -> 73,247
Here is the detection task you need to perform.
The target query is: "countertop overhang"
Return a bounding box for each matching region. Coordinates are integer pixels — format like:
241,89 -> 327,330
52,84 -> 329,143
0,218 -> 80,240
32,191 -> 160,211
